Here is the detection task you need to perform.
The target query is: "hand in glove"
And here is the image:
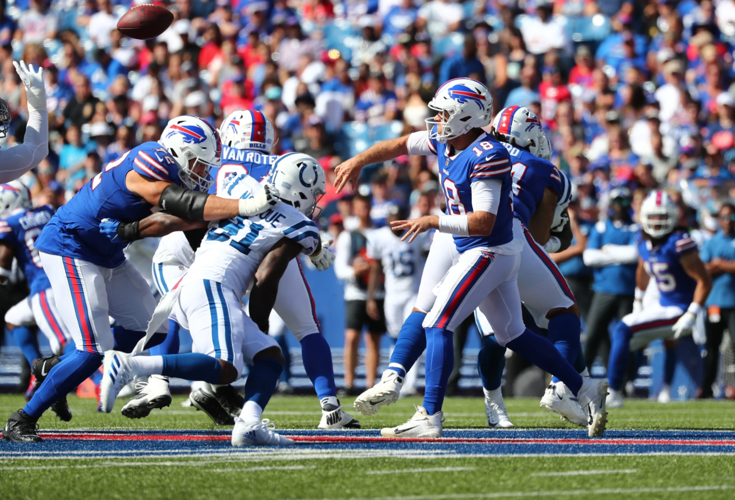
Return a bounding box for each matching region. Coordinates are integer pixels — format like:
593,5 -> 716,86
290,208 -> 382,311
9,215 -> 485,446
671,311 -> 696,338
238,183 -> 280,217
13,60 -> 46,110
100,218 -> 121,242
309,236 -> 335,271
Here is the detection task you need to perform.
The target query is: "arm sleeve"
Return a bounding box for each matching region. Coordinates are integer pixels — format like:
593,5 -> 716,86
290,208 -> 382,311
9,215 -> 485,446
334,230 -> 357,282
0,221 -> 14,242
674,235 -> 698,255
470,179 -> 502,215
284,220 -> 320,256
0,104 -> 48,184
406,131 -> 436,156
583,248 -> 618,267
600,244 -> 639,264
470,153 -> 512,183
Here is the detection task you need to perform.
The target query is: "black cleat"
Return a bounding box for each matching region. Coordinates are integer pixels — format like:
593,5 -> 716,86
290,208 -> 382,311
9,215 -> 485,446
189,389 -> 235,426
32,355 -> 61,384
2,411 -> 42,442
212,385 -> 244,418
50,396 -> 72,422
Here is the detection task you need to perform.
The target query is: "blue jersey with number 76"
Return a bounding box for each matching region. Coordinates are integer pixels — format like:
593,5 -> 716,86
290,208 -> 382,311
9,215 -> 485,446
35,142 -> 181,268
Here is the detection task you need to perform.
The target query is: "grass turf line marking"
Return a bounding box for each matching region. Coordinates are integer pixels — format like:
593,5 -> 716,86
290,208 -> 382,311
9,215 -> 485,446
531,469 -> 638,477
365,467 -> 476,475
209,465 -> 317,472
300,485 -> 735,500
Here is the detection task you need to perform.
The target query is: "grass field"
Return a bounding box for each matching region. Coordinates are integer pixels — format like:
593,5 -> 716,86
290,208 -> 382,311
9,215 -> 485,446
1,394 -> 734,500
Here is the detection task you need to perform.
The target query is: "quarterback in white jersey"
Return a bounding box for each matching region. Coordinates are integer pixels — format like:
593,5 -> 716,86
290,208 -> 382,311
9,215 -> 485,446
100,153 -> 337,446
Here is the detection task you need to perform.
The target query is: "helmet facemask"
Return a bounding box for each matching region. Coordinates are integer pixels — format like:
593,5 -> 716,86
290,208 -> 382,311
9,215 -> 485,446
176,153 -> 216,192
641,206 -> 677,238
426,104 -> 470,144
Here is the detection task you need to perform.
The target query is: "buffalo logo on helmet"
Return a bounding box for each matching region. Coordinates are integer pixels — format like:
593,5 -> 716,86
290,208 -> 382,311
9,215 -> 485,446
447,84 -> 486,110
166,124 -> 208,144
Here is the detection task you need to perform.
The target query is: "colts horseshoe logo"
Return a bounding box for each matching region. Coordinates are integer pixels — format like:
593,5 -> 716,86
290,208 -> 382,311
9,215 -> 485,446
298,161 -> 319,188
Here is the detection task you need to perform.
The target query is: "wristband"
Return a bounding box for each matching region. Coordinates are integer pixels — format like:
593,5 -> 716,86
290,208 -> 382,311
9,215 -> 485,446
117,220 -> 141,242
634,288 -> 645,301
438,215 -> 469,236
687,303 -> 703,316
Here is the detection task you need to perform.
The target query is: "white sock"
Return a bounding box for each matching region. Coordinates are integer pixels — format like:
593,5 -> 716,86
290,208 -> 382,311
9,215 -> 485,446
320,396 -> 339,410
580,368 -> 590,378
129,356 -> 163,377
241,401 -> 263,424
483,387 -> 502,401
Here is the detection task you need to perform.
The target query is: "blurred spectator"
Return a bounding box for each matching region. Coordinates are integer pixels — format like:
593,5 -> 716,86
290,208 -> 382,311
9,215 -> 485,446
416,0 -> 464,38
293,115 -> 336,160
88,0 -> 119,49
355,72 -> 397,126
18,0 -> 58,45
505,64 -> 540,108
334,195 -> 385,394
538,63 -> 571,129
439,34 -> 486,85
57,124 -> 95,193
520,0 -> 571,57
63,75 -> 100,127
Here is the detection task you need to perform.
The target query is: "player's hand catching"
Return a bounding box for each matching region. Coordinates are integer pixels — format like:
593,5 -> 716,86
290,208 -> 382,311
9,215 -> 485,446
391,215 -> 438,243
671,311 -> 696,338
13,60 -> 46,110
334,158 -> 362,193
100,218 -> 121,241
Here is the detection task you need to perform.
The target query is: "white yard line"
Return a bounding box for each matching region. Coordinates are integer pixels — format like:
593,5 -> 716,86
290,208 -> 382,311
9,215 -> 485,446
531,469 -> 638,477
365,467 -> 476,475
209,465 -> 317,472
300,485 -> 735,500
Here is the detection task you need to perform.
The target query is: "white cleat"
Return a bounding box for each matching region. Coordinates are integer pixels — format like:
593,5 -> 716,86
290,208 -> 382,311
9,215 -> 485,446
540,382 -> 588,427
606,388 -> 624,409
318,403 -> 361,429
484,388 -> 514,428
657,385 -> 671,404
353,370 -> 403,416
231,418 -> 294,446
100,351 -> 135,413
381,406 -> 443,438
121,375 -> 172,419
577,378 -> 609,437
118,381 -> 137,399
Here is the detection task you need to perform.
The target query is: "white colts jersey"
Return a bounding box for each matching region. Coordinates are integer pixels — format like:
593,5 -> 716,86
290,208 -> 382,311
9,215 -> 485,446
153,231 -> 196,268
183,173 -> 320,298
366,227 -> 431,300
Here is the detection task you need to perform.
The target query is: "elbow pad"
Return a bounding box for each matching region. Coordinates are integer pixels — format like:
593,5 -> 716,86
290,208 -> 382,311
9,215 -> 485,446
159,185 -> 209,221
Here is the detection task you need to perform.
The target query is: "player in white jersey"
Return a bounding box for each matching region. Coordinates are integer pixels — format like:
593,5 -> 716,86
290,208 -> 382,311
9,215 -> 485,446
100,153 -> 336,446
366,205 -> 431,394
0,61 -> 49,183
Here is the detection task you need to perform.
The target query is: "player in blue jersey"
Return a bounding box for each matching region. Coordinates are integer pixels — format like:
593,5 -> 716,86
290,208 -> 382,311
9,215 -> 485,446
0,181 -> 71,417
2,116 -> 281,443
606,190 -> 712,408
218,109 -> 279,183
473,106 -> 589,428
336,78 -> 608,438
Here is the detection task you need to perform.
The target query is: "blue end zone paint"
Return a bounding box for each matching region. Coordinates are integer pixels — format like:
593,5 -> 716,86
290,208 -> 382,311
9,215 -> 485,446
2,430 -> 735,459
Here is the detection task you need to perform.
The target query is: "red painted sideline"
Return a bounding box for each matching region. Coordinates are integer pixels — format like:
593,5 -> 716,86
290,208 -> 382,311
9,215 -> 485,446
33,433 -> 735,446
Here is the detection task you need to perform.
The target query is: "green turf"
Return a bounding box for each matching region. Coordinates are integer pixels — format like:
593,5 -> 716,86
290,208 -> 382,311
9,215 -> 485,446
1,395 -> 734,500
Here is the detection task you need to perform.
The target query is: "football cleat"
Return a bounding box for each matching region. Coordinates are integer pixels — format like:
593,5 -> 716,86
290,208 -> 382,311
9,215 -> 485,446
25,374 -> 40,401
606,388 -> 624,409
484,388 -> 514,428
231,418 -> 294,446
50,396 -> 72,422
353,370 -> 403,416
99,350 -> 134,413
381,406 -> 443,438
189,388 -> 235,425
540,382 -> 588,427
577,378 -> 609,437
32,355 -> 61,384
657,385 -> 671,404
212,385 -> 244,418
318,401 -> 361,429
121,375 -> 172,419
2,411 -> 42,442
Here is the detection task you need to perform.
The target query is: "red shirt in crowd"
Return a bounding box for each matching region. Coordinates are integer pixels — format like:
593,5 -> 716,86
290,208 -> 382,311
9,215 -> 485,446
538,81 -> 571,129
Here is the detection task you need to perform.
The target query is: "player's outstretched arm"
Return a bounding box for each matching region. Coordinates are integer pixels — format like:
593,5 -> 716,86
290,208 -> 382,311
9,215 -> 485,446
249,238 -> 304,333
334,135 -> 410,193
0,61 -> 48,183
672,251 -> 712,337
100,212 -> 207,242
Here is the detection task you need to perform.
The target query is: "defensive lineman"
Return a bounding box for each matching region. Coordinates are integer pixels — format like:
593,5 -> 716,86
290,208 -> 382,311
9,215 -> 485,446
336,78 -> 608,437
100,153 -> 333,446
2,116 -> 279,442
606,190 -> 711,407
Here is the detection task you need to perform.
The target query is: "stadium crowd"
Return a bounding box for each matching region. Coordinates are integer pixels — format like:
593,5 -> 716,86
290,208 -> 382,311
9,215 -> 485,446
2,0 -> 735,400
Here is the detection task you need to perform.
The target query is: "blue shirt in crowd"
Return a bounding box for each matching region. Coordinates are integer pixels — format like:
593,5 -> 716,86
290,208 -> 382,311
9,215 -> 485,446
700,231 -> 735,308
586,218 -> 638,295
558,218 -> 594,278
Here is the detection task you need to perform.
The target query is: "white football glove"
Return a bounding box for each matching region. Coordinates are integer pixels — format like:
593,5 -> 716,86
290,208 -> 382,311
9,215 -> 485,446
238,183 -> 280,217
13,60 -> 46,111
309,236 -> 335,271
671,312 -> 696,338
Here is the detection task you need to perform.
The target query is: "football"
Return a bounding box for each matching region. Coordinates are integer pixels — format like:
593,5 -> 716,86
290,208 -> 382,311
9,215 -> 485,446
117,4 -> 174,40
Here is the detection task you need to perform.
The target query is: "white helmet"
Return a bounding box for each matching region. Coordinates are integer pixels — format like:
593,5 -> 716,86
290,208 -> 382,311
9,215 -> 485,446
640,190 -> 679,238
426,78 -> 493,144
0,180 -> 31,219
219,110 -> 275,153
267,153 -> 326,216
159,116 -> 222,192
492,106 -> 551,160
